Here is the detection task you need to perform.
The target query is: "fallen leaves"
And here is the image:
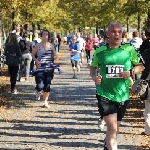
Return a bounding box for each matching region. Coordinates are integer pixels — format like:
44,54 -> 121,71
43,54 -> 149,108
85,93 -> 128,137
126,91 -> 150,149
0,66 -> 10,109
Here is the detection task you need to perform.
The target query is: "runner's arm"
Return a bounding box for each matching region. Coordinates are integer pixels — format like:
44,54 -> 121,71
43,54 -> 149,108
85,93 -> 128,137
90,52 -> 99,81
31,45 -> 41,67
132,63 -> 145,74
90,66 -> 97,81
72,44 -> 81,53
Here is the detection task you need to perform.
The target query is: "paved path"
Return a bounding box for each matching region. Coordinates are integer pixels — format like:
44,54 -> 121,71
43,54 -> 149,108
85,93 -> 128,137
0,45 -> 149,150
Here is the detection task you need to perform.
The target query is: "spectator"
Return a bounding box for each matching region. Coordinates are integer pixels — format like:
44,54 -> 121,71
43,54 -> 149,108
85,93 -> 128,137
4,33 -> 22,94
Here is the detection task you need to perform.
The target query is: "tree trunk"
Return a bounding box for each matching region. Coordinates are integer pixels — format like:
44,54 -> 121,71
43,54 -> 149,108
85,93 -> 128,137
12,8 -> 16,30
147,10 -> 150,28
0,12 -> 2,49
137,13 -> 141,35
127,17 -> 130,32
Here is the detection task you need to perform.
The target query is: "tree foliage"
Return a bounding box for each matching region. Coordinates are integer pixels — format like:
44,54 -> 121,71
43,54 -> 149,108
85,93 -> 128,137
0,0 -> 149,33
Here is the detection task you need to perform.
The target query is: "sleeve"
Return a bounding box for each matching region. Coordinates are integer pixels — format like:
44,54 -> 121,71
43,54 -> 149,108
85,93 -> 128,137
4,44 -> 7,56
139,41 -> 146,54
17,45 -> 22,57
91,52 -> 99,68
130,45 -> 140,65
69,44 -> 72,50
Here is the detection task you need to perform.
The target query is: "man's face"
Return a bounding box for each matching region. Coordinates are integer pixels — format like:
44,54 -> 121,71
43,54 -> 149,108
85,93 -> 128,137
107,24 -> 122,45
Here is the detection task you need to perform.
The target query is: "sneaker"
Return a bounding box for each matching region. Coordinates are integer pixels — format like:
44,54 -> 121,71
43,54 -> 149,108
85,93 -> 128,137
98,118 -> 105,130
104,138 -> 108,150
25,78 -> 29,82
72,75 -> 77,79
35,91 -> 41,101
11,89 -> 18,94
43,101 -> 50,108
20,78 -> 25,82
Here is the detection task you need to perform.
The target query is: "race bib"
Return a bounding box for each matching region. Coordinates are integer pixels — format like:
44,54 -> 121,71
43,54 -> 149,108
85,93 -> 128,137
106,65 -> 124,78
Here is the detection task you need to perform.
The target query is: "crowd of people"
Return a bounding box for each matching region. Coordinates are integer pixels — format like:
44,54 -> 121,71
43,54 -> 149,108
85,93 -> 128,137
2,22 -> 150,150
4,26 -> 59,108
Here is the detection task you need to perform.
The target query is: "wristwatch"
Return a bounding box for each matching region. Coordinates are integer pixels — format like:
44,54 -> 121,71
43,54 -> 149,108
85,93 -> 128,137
130,69 -> 135,79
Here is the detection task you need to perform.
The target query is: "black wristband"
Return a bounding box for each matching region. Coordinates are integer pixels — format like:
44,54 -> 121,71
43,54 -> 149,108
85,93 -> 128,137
130,69 -> 134,77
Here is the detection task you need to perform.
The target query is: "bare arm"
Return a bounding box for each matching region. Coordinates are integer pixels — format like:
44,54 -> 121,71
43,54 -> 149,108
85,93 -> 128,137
120,63 -> 145,79
32,45 -> 41,67
90,66 -> 102,84
90,66 -> 97,81
132,63 -> 145,74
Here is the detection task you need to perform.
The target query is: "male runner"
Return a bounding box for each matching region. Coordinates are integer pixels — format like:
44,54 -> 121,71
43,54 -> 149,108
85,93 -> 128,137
90,21 -> 144,150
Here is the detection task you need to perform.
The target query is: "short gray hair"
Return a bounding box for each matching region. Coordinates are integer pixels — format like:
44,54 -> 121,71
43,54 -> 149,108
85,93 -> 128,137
107,21 -> 122,31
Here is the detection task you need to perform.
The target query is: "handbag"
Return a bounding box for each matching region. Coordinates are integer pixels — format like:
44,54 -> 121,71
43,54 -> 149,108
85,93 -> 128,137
131,79 -> 148,98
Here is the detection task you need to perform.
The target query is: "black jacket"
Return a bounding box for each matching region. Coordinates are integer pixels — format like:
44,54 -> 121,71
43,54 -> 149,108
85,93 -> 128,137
139,38 -> 150,54
4,43 -> 22,66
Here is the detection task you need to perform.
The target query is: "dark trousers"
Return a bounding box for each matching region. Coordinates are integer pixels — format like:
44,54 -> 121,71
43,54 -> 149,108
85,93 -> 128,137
8,65 -> 19,91
35,71 -> 54,92
17,53 -> 32,81
30,59 -> 34,72
85,50 -> 91,63
58,44 -> 60,52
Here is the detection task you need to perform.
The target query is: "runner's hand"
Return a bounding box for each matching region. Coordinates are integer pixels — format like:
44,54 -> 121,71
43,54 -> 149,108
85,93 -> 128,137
35,60 -> 41,67
93,76 -> 102,85
54,55 -> 58,60
119,71 -> 130,79
72,50 -> 77,53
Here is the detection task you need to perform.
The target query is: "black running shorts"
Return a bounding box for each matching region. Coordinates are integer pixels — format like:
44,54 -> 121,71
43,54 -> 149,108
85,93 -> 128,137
96,95 -> 129,121
71,59 -> 78,67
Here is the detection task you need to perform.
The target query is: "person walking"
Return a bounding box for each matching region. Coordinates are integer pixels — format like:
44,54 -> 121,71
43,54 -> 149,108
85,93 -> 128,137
18,32 -> 32,82
90,21 -> 144,150
92,33 -> 100,50
4,33 -> 22,94
76,32 -> 85,67
57,34 -> 61,53
85,34 -> 92,63
54,34 -> 59,54
69,36 -> 81,79
32,29 -> 57,108
30,32 -> 41,73
130,31 -> 143,50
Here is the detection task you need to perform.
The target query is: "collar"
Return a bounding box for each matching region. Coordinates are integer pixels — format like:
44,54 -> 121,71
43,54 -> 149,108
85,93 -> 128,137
106,43 -> 122,49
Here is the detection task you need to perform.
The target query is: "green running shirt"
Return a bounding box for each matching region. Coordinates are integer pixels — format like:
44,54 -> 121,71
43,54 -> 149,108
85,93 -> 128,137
91,43 -> 140,102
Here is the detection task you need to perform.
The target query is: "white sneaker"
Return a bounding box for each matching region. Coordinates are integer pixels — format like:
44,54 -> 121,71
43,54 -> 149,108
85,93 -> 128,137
20,78 -> 25,82
98,119 -> 105,130
11,89 -> 18,95
35,91 -> 41,101
43,101 -> 50,108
